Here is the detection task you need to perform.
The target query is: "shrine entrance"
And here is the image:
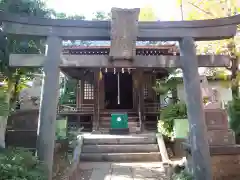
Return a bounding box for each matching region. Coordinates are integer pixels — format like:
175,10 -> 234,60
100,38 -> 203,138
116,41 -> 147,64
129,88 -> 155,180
5,6 -> 240,179
104,71 -> 133,109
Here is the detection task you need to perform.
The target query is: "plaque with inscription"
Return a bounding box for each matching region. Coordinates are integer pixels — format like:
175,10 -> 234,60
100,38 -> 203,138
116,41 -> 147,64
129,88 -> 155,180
110,8 -> 139,60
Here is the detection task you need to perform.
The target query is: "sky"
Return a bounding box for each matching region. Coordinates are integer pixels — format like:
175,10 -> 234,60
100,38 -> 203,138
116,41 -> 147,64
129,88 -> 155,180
45,0 -> 182,20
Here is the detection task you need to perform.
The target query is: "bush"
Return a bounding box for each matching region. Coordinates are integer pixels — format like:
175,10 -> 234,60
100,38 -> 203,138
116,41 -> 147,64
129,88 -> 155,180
0,148 -> 47,180
158,103 -> 187,138
228,98 -> 240,136
172,170 -> 194,180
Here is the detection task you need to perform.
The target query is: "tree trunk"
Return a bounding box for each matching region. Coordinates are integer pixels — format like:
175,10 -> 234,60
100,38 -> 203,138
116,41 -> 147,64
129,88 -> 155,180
0,116 -> 8,148
231,57 -> 239,99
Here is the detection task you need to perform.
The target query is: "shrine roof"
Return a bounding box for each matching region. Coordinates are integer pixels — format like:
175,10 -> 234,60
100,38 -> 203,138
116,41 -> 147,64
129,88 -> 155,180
63,44 -> 177,50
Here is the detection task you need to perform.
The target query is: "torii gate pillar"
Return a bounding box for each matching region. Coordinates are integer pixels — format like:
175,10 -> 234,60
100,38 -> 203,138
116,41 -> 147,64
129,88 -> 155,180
179,37 -> 212,180
36,36 -> 62,179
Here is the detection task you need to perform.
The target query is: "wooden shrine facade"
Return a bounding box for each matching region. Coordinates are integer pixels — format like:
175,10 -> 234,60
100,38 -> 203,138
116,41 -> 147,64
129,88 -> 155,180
2,7 -> 240,179
57,45 -> 176,132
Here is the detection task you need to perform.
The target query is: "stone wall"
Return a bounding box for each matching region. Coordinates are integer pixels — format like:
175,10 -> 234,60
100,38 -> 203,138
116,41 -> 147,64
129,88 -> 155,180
184,107 -> 240,179
212,154 -> 240,180
6,109 -> 39,148
186,153 -> 240,180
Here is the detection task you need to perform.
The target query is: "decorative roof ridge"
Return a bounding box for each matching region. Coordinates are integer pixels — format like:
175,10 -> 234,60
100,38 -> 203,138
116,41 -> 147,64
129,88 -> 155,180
62,44 -> 177,50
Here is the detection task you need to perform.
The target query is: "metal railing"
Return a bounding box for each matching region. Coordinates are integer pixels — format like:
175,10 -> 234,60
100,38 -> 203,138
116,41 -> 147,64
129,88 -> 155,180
57,104 -> 94,114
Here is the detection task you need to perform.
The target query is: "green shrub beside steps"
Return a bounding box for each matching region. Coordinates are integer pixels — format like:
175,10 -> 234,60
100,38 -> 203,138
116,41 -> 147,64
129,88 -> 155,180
0,148 -> 48,180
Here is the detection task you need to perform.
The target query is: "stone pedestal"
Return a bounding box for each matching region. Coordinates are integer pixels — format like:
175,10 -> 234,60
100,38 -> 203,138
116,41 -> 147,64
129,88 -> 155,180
183,108 -> 240,180
205,109 -> 235,146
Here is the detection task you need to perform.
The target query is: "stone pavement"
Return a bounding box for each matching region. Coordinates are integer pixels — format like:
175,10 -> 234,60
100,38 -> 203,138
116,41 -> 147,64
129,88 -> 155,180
78,162 -> 169,180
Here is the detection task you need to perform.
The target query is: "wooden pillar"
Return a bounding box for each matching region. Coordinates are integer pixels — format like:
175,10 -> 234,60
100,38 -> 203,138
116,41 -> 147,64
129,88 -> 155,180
80,80 -> 84,106
139,71 -> 145,131
76,80 -> 81,125
179,37 -> 212,180
77,80 -> 83,108
37,36 -> 62,179
76,80 -> 81,108
93,69 -> 99,130
99,72 -> 105,109
135,69 -> 145,131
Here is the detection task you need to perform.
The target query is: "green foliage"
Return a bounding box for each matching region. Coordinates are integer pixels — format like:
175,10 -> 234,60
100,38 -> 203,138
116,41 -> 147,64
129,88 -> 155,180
67,127 -> 83,162
153,80 -> 169,95
153,69 -> 182,96
0,87 -> 9,116
59,78 -> 77,105
68,128 -> 83,149
0,0 -> 52,17
139,5 -> 157,21
158,103 -> 187,138
172,170 -> 194,180
228,98 -> 240,136
92,11 -> 111,20
55,118 -> 67,140
0,148 -> 47,180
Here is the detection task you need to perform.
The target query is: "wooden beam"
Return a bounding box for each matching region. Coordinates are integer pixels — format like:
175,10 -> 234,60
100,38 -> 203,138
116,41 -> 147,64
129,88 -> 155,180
179,37 -> 212,180
9,54 -> 230,68
1,11 -> 239,41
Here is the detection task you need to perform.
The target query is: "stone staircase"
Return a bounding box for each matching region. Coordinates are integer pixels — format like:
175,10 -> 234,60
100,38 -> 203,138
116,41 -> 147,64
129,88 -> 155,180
80,134 -> 161,162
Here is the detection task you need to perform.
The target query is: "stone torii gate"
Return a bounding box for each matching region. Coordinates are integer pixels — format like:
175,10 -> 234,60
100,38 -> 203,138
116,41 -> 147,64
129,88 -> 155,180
1,8 -> 240,180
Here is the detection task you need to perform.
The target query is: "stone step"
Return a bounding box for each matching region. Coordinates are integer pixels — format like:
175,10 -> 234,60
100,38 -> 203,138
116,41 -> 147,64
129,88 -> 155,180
82,144 -> 159,153
83,135 -> 157,145
99,122 -> 139,130
95,128 -> 140,134
97,128 -> 139,134
80,152 -> 161,162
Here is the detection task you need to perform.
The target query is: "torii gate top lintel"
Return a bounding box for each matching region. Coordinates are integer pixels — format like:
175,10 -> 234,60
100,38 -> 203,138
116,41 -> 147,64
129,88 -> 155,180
0,9 -> 239,41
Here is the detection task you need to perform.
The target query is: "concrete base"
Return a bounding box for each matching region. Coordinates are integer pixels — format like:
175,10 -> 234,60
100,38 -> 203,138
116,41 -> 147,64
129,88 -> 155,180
183,143 -> 240,180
